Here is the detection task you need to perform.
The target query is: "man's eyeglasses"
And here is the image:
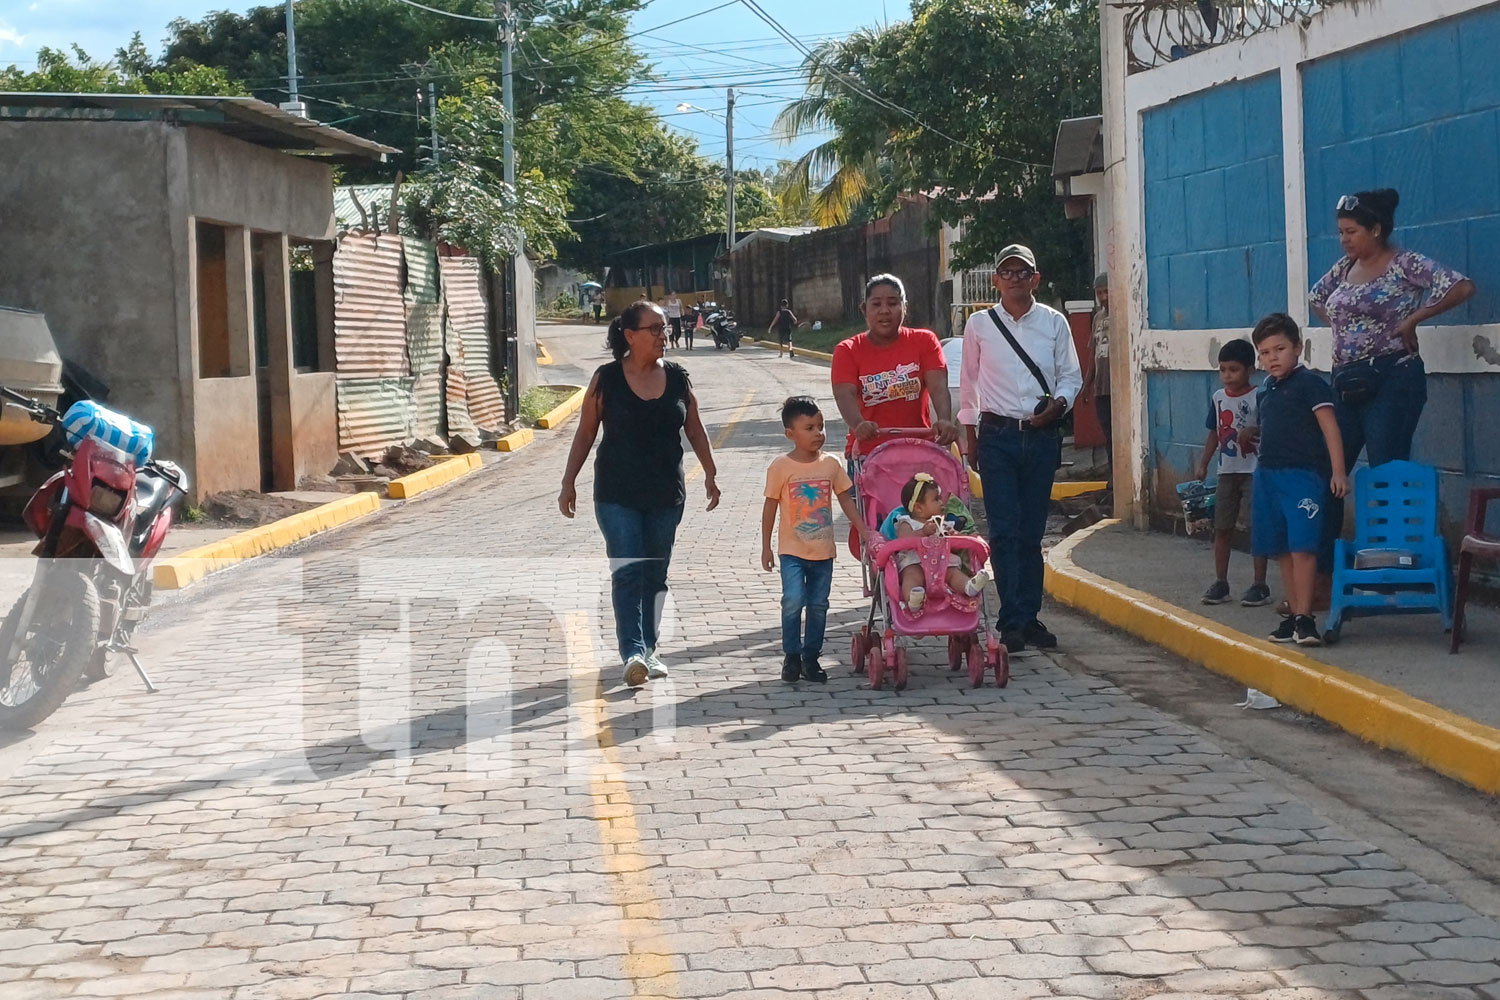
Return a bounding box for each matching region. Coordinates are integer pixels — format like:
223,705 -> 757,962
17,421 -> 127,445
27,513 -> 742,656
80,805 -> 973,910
1336,194 -> 1360,212
997,268 -> 1036,281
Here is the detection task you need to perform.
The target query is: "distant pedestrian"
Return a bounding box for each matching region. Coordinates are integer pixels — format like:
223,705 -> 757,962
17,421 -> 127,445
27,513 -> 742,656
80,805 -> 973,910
558,301 -> 722,688
1088,271 -> 1112,457
957,244 -> 1083,654
664,290 -> 684,349
1308,188 -> 1475,599
770,299 -> 798,358
1194,339 -> 1270,609
591,288 -> 604,323
1248,313 -> 1347,648
684,300 -> 696,350
831,275 -> 958,454
761,396 -> 869,684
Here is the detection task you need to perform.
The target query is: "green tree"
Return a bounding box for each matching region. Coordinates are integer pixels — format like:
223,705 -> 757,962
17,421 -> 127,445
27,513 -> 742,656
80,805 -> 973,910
777,0 -> 1101,296
0,39 -> 242,95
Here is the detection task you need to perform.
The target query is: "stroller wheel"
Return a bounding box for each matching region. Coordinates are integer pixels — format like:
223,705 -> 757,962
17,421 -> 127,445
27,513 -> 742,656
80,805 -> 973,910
851,630 -> 868,674
990,639 -> 1010,689
893,646 -> 909,692
868,642 -> 885,691
967,639 -> 985,689
947,636 -> 963,671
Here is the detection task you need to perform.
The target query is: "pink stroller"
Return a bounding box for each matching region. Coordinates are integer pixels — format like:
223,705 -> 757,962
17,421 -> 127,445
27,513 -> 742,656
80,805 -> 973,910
848,429 -> 1010,690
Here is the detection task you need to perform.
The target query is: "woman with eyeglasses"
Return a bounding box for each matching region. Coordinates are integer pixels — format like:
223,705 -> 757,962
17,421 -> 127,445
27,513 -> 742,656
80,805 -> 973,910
559,301 -> 722,688
1306,188 -> 1475,599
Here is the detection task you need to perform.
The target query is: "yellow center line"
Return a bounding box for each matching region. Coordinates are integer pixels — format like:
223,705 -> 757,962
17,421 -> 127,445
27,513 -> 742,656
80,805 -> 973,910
566,613 -> 680,998
686,388 -> 757,484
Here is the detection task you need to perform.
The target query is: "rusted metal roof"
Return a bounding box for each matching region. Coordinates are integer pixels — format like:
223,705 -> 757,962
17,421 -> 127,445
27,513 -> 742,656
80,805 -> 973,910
0,92 -> 397,161
334,234 -> 409,379
336,377 -> 416,459
441,256 -> 505,432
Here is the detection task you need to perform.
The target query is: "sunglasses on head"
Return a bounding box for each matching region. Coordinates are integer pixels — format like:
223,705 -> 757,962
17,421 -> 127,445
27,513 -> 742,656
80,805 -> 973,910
1336,194 -> 1361,212
997,267 -> 1035,281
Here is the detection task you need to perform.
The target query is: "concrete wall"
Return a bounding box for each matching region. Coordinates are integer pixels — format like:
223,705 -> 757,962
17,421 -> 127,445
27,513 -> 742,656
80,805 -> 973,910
1116,0 -> 1500,533
0,121 -> 186,465
183,128 -> 335,242
289,372 -> 339,486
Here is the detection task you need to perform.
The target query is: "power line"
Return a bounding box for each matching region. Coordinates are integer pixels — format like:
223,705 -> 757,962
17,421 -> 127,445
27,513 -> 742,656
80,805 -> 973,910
382,0 -> 501,22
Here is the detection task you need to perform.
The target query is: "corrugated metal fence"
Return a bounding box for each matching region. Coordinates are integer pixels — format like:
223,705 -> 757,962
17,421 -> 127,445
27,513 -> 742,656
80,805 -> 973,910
332,233 -> 511,458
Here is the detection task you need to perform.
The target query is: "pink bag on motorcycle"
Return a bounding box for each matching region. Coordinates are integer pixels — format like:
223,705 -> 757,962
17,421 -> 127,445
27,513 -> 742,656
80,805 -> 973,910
60,400 -> 154,467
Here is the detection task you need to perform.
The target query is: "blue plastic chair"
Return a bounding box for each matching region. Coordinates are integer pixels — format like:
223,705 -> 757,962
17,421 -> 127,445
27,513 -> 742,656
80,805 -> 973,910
1326,460 -> 1452,640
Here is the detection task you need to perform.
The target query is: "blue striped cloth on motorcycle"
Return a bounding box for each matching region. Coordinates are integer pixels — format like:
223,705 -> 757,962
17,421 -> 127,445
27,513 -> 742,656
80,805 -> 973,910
61,400 -> 154,467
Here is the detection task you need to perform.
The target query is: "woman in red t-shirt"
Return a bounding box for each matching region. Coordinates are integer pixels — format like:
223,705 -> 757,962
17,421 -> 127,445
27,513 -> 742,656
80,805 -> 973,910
831,274 -> 958,451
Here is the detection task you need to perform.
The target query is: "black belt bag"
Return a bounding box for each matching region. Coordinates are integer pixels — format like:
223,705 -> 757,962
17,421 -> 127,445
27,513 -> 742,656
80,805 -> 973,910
1332,351 -> 1406,406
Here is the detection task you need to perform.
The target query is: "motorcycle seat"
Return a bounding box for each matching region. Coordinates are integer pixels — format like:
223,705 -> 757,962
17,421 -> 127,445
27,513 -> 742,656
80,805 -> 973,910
131,471 -> 175,554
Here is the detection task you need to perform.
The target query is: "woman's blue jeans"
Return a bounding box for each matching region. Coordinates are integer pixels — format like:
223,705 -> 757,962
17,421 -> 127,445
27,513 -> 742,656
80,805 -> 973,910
780,555 -> 833,658
595,503 -> 683,663
1317,353 -> 1427,575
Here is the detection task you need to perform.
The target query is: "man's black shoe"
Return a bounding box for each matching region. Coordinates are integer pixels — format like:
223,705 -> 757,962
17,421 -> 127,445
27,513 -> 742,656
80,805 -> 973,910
1023,619 -> 1058,649
781,655 -> 801,682
801,654 -> 828,683
1001,629 -> 1028,654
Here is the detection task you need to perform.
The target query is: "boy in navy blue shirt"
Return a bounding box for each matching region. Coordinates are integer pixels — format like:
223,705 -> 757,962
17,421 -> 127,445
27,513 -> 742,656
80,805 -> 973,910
1250,313 -> 1348,646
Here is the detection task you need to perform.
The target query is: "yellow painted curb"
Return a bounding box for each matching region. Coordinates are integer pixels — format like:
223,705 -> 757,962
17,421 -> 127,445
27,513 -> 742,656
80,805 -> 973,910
496,428 -> 534,452
744,337 -> 835,362
1053,480 -> 1109,500
387,453 -> 483,500
154,492 -> 380,591
535,385 -> 586,430
537,342 -> 554,366
1045,520 -> 1500,795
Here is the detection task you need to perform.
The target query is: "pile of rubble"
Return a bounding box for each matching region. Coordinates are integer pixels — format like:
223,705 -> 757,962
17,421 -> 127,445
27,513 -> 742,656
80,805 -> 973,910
301,428 -> 508,495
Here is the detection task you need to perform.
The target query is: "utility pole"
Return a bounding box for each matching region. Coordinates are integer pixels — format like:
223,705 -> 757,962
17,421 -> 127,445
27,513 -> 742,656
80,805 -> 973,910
428,82 -> 440,164
725,87 -> 737,249
281,0 -> 306,117
499,1 -> 516,189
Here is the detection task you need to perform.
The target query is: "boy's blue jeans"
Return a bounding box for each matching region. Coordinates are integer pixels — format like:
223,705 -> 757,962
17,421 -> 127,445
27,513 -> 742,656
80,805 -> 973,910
780,555 -> 833,658
595,502 -> 683,663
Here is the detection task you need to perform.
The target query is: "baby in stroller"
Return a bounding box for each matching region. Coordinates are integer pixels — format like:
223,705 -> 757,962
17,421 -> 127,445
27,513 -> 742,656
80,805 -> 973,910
885,473 -> 991,614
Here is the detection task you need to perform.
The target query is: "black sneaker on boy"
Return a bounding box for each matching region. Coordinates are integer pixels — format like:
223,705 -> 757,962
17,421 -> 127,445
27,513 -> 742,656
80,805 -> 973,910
801,654 -> 828,683
1269,615 -> 1297,643
1202,580 -> 1231,605
1240,582 -> 1272,607
1294,615 -> 1324,647
781,654 -> 801,682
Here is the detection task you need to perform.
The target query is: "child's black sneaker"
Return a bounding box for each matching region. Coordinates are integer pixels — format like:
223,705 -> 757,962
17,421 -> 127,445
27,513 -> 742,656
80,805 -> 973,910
781,655 -> 801,682
1201,580 -> 1231,605
1294,615 -> 1324,647
1269,615 -> 1297,643
1240,582 -> 1272,607
801,654 -> 828,683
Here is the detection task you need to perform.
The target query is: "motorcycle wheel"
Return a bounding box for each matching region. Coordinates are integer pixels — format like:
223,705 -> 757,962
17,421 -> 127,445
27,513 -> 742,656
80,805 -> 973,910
0,571 -> 100,730
87,578 -> 149,682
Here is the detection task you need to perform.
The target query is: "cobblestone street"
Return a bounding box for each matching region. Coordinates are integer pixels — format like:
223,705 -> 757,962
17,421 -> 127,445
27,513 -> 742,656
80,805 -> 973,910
2,323 -> 1499,1000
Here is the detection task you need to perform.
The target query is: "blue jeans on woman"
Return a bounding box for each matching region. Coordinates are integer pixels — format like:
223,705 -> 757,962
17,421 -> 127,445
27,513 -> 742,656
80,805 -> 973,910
1317,353 -> 1427,574
780,555 -> 833,658
595,503 -> 683,663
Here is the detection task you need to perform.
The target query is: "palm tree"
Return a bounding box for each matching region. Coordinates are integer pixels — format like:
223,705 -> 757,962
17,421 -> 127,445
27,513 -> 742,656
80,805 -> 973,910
773,29 -> 893,227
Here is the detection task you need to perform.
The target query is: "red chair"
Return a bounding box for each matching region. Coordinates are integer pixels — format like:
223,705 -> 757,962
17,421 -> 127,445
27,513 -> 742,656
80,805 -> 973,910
1451,487 -> 1500,654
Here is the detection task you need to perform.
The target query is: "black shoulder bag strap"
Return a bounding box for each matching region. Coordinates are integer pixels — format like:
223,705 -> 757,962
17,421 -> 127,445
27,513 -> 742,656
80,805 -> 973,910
986,307 -> 1051,400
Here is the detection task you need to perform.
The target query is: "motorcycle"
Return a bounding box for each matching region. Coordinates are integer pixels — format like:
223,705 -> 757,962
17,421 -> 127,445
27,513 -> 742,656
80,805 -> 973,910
0,387 -> 187,729
702,303 -> 740,351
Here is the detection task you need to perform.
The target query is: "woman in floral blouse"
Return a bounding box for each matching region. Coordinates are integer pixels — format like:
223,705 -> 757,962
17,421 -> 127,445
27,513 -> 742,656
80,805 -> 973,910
1308,188 -> 1475,589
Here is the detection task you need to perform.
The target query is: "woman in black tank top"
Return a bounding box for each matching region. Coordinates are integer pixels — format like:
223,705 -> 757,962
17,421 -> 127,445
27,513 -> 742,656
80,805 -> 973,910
559,301 -> 722,688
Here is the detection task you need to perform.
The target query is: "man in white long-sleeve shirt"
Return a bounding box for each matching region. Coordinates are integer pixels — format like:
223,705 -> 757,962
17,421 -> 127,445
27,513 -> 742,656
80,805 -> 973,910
958,244 -> 1084,653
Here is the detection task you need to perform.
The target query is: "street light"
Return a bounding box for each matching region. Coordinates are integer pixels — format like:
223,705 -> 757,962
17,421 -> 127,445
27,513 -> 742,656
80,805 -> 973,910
675,91 -> 737,248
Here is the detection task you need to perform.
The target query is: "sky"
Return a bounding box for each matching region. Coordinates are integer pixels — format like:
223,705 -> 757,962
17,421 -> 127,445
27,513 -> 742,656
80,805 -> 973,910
0,0 -> 899,167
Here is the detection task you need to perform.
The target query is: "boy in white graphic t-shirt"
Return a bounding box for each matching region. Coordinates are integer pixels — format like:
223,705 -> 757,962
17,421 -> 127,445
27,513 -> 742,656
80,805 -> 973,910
1195,339 -> 1270,608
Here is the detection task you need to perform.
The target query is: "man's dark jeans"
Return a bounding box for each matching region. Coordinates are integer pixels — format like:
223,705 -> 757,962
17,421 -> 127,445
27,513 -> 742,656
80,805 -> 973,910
976,422 -> 1062,631
595,502 -> 683,663
1318,354 -> 1427,574
780,554 -> 834,658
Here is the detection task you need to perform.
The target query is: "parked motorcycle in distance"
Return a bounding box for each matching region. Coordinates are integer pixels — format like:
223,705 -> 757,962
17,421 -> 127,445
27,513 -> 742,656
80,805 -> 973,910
701,303 -> 740,351
0,387 -> 187,729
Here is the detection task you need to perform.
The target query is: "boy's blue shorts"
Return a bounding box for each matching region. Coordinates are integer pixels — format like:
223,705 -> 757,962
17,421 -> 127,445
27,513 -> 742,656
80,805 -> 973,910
1252,466 -> 1326,557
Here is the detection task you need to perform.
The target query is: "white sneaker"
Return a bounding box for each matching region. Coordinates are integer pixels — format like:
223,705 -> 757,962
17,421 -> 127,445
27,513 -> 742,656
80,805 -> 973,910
965,570 -> 992,597
622,655 -> 649,688
906,587 -> 926,612
644,650 -> 669,679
